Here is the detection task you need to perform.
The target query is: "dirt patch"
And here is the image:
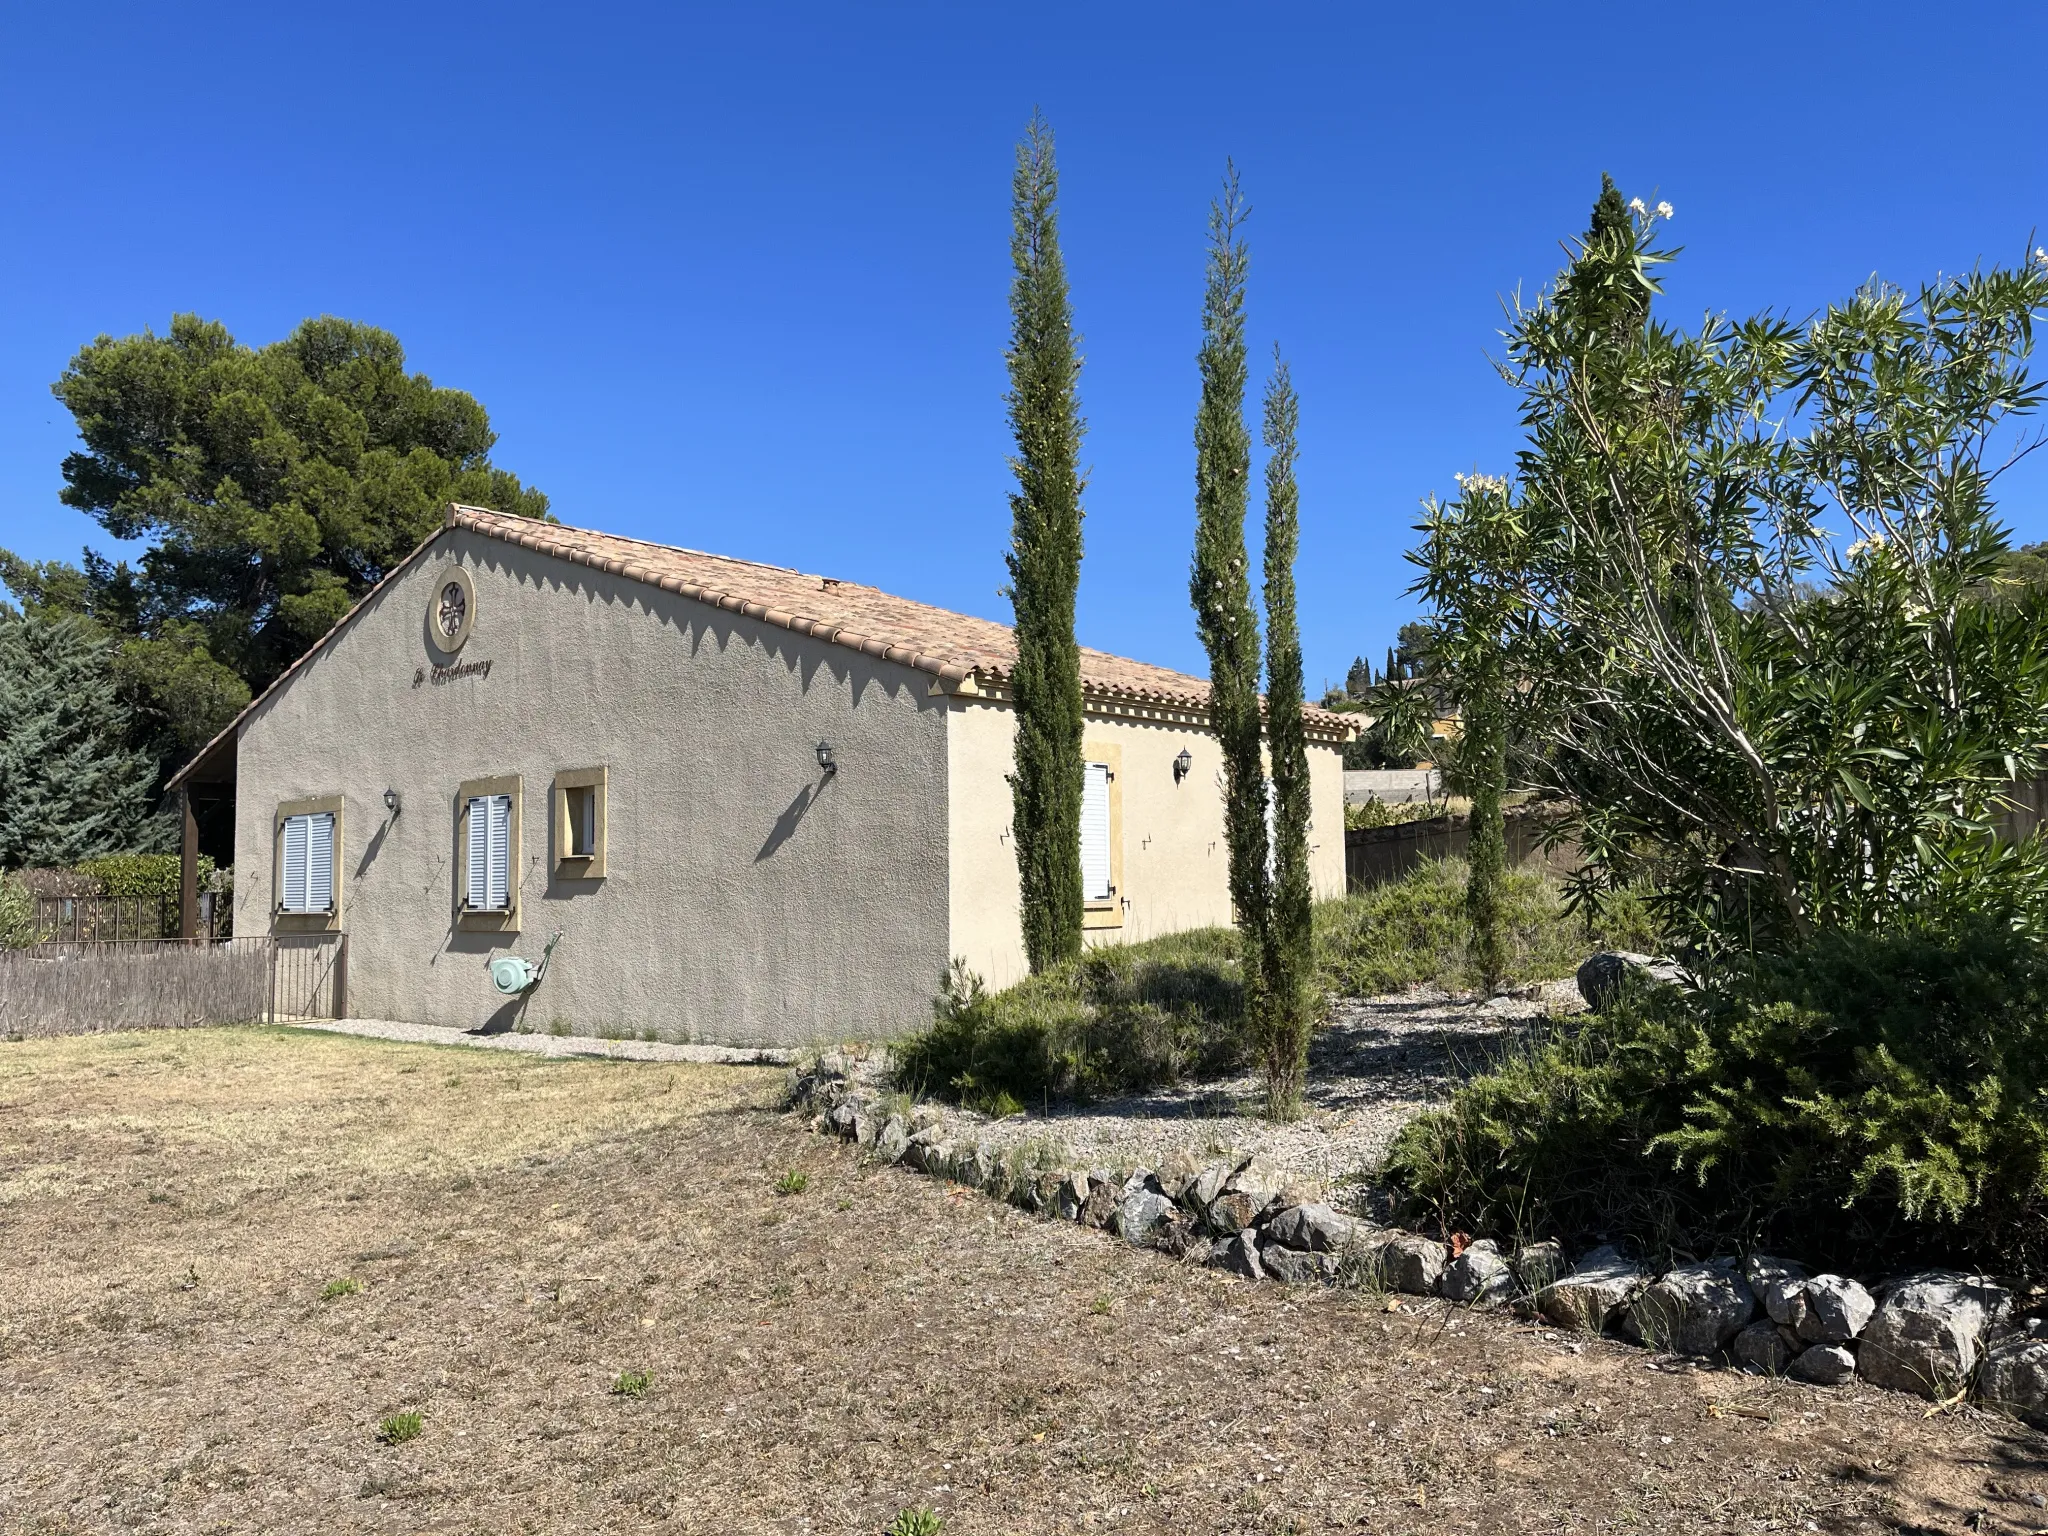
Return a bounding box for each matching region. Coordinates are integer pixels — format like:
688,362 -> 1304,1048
1,1026 -> 2040,1534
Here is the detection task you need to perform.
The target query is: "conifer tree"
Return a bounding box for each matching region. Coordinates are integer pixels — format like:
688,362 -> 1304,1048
1260,354 -> 1314,1115
1003,112 -> 1088,972
0,608 -> 155,866
1189,167 -> 1272,1037
1345,655 -> 1371,698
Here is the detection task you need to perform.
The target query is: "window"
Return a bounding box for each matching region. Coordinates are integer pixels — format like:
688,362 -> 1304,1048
551,766 -> 608,879
1080,741 -> 1123,929
280,812 -> 335,913
466,795 -> 513,910
456,775 -> 521,929
1081,764 -> 1113,900
273,796 -> 343,929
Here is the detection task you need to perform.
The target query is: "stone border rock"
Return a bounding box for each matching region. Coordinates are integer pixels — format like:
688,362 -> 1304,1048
794,1061 -> 2047,1428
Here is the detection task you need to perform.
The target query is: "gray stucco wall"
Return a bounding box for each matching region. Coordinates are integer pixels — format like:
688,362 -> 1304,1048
233,529 -> 951,1046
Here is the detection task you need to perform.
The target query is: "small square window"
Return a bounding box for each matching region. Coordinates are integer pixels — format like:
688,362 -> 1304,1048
566,785 -> 597,857
552,766 -> 607,880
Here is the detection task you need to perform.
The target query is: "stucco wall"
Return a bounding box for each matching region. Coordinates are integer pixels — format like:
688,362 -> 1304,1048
946,700 -> 1349,991
233,529 -> 951,1046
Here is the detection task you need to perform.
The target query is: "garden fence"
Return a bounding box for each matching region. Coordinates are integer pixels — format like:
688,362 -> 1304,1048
0,934 -> 347,1039
1345,808 -> 1580,893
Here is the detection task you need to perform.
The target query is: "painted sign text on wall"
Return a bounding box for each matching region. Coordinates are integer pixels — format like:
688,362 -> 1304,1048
413,658 -> 494,689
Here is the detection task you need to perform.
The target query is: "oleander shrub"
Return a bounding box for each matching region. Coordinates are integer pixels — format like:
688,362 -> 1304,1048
1384,921 -> 2048,1273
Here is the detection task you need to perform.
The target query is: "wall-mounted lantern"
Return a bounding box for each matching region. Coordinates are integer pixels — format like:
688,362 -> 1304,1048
1173,749 -> 1193,784
816,741 -> 837,775
383,787 -> 402,816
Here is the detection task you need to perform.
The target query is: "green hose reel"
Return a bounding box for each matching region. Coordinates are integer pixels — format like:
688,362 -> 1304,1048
487,929 -> 563,996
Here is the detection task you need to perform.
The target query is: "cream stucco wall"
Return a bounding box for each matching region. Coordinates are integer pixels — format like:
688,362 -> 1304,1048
945,698 -> 1348,991
233,530 -> 952,1046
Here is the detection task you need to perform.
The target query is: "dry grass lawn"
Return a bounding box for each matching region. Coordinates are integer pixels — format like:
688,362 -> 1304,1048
1,1026 -> 2043,1535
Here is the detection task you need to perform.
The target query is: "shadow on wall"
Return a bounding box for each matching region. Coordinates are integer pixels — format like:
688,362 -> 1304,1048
757,777 -> 831,862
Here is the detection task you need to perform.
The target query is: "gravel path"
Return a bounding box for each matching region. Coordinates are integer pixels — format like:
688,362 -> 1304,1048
866,978 -> 1584,1203
283,1015 -> 798,1066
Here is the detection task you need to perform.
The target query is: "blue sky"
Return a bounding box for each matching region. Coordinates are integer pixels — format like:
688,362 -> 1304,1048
3,3 -> 2045,692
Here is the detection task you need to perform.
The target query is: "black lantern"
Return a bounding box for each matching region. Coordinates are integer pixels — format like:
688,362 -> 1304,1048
1173,749 -> 1192,783
816,741 -> 837,774
383,787 -> 402,816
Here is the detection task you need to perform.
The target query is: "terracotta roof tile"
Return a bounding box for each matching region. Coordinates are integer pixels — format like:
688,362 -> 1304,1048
452,506 -> 1355,738
169,504 -> 1354,788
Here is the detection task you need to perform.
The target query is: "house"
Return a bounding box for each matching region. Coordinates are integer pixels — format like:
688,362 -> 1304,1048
168,505 -> 1355,1046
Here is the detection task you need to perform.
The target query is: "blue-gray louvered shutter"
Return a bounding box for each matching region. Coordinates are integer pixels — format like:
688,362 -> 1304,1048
466,796 -> 490,908
486,794 -> 511,909
282,814 -> 309,911
307,812 -> 334,911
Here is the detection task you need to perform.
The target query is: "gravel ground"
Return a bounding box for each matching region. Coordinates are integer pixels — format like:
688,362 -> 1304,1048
287,1015 -> 798,1066
855,980 -> 1584,1202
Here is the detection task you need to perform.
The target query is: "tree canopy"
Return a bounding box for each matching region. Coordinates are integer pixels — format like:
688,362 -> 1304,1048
1,314 -> 547,787
0,608 -> 157,866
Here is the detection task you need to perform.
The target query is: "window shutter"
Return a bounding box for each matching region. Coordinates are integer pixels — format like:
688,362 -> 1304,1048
466,796 -> 490,909
1080,763 -> 1112,901
307,812 -> 334,912
282,815 -> 309,912
486,794 -> 512,910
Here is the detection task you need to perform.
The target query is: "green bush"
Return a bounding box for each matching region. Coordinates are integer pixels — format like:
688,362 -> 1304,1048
1384,922 -> 2048,1273
894,932 -> 1247,1107
73,852 -> 216,901
896,862 -> 1657,1109
1314,859 -> 1659,997
0,872 -> 35,949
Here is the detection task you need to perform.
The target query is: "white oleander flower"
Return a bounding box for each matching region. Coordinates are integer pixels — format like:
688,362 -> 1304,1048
2036,246 -> 2047,265
1656,201 -> 1674,220
1628,197 -> 1647,216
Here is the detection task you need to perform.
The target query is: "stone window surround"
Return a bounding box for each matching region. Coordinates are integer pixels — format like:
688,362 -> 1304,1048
456,774 -> 522,933
552,765 -> 608,881
272,794 -> 344,934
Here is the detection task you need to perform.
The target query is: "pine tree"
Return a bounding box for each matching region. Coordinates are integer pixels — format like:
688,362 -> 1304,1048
0,608 -> 155,866
1190,166 -> 1272,1040
1260,354 -> 1314,1116
1003,112 -> 1088,973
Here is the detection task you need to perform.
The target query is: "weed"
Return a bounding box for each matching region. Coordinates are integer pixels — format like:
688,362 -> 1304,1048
176,1263 -> 199,1291
611,1369 -> 653,1398
321,1277 -> 363,1301
377,1410 -> 424,1444
836,1197 -> 853,1212
887,1508 -> 944,1536
1089,1293 -> 1112,1317
774,1170 -> 809,1197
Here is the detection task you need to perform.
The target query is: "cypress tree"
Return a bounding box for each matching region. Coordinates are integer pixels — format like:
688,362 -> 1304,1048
1003,112 -> 1088,973
1189,166 -> 1271,1038
1260,354 -> 1314,1117
1345,655 -> 1371,698
0,608 -> 155,866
